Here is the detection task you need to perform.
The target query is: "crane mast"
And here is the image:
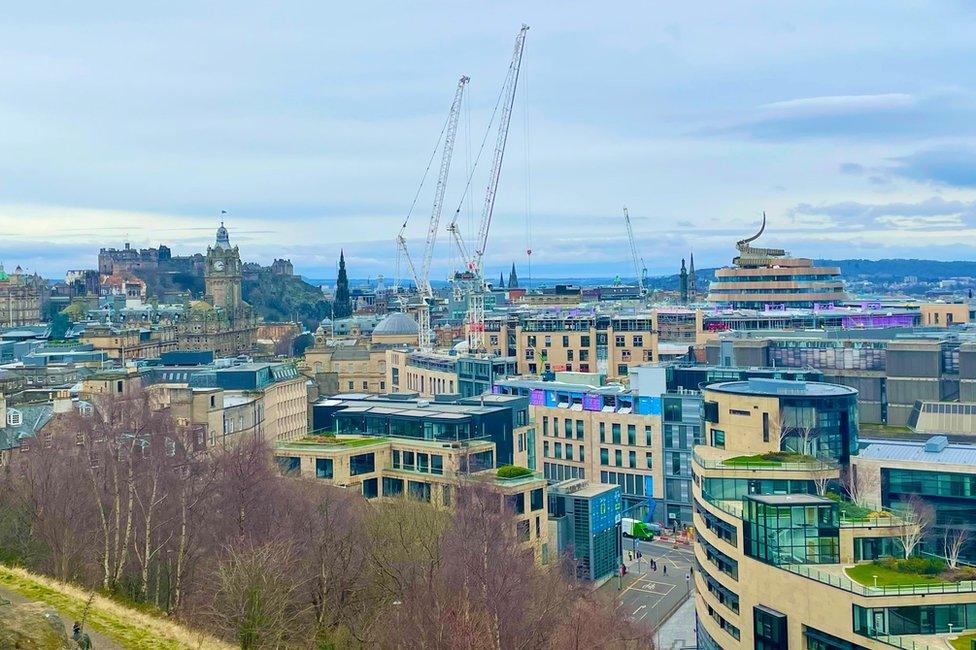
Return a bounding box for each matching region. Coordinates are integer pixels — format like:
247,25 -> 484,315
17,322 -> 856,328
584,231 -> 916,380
454,24 -> 528,354
397,75 -> 469,352
623,206 -> 648,297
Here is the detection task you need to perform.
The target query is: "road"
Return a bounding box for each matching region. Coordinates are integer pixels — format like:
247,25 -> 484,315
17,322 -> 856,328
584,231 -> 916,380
603,537 -> 696,631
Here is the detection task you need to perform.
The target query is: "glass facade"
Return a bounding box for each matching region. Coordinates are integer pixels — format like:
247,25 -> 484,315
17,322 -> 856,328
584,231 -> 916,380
804,626 -> 868,650
854,603 -> 976,637
702,477 -> 817,501
778,395 -> 858,463
315,457 -> 333,479
743,496 -> 839,566
882,468 -> 976,562
349,452 -> 375,476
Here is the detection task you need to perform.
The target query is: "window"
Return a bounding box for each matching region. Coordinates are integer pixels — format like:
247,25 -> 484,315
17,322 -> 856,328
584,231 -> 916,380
617,364 -> 628,376
407,481 -> 431,502
629,451 -> 636,468
646,452 -> 653,469
562,335 -> 570,347
575,420 -> 584,439
599,422 -> 606,443
615,450 -> 622,466
362,381 -> 368,390
633,335 -> 643,347
531,488 -> 544,511
564,419 -> 572,438
508,492 -> 525,515
383,477 -> 403,497
544,335 -> 552,347
763,412 -> 770,442
645,425 -> 653,446
579,445 -> 585,462
554,442 -> 562,459
711,429 -> 725,449
581,335 -> 590,347
442,485 -> 451,506
276,456 -> 300,475
543,416 -> 548,436
753,606 -> 788,650
349,452 -> 375,476
615,335 -> 625,346
544,441 -> 550,457
612,424 -> 621,444
567,349 -> 574,361
431,455 -> 443,475
527,335 -> 536,347
627,424 -> 636,445
600,448 -> 609,465
362,478 -> 378,499
566,445 -> 574,461
347,381 -> 354,390
315,458 -> 333,479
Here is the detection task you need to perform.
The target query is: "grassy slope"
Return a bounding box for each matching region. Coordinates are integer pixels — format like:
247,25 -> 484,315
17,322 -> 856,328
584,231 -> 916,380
0,565 -> 233,650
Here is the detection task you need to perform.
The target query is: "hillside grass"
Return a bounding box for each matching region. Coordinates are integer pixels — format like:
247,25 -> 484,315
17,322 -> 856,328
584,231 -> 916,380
0,565 -> 233,649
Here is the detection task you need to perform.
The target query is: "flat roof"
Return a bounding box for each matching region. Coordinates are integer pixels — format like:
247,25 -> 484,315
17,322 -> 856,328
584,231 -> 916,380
319,395 -> 511,419
858,438 -> 976,467
705,378 -> 856,398
496,377 -> 630,396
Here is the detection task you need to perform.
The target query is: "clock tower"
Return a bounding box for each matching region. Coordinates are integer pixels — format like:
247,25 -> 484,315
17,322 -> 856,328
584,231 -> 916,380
205,222 -> 242,312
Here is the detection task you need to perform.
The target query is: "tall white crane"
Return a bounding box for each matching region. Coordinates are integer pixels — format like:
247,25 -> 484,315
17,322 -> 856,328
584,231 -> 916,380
397,75 -> 469,351
449,25 -> 528,353
623,206 -> 648,297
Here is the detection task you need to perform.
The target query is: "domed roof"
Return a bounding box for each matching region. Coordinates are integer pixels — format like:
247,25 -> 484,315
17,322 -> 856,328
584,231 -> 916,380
373,312 -> 419,336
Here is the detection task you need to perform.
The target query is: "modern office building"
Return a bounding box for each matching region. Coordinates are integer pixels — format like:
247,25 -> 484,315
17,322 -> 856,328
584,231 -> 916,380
693,377 -> 976,649
310,392 -> 535,470
547,479 -> 622,583
494,365 -> 665,519
274,433 -> 549,562
705,330 -> 967,426
661,390 -> 702,528
706,216 -> 847,309
852,436 -> 976,564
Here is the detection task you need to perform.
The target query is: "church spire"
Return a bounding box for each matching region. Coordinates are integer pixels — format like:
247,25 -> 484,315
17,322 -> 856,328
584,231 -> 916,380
688,252 -> 697,300
508,262 -> 519,289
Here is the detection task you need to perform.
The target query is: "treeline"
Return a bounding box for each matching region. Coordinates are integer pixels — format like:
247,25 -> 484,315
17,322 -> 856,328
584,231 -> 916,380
0,393 -> 648,648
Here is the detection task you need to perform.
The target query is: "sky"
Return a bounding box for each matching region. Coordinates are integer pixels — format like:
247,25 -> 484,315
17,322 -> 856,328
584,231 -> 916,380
4,2 -> 976,282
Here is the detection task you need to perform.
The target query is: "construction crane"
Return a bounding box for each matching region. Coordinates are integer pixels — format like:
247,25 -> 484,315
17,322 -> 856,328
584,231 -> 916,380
396,75 -> 469,351
623,206 -> 648,297
448,25 -> 528,353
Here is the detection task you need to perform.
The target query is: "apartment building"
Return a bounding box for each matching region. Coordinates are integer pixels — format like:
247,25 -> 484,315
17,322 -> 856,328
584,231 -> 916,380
693,377 -> 976,649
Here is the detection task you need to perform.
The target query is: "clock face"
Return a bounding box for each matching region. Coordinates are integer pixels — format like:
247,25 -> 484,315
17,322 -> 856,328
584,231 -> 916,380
213,260 -> 225,272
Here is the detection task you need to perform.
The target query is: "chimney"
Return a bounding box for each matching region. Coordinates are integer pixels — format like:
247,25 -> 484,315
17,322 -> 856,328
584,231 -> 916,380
53,389 -> 73,414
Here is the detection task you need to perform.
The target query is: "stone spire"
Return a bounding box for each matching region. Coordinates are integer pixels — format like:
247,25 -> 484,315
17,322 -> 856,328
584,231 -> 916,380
333,250 -> 352,318
679,258 -> 689,304
508,262 -> 519,289
500,271 -> 506,288
688,252 -> 697,300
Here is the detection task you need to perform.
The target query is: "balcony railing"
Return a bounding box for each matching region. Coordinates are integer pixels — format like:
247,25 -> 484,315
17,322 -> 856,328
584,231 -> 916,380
783,563 -> 976,597
692,451 -> 836,472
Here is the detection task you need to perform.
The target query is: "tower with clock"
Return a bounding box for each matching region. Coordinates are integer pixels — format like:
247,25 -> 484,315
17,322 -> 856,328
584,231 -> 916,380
205,222 -> 243,312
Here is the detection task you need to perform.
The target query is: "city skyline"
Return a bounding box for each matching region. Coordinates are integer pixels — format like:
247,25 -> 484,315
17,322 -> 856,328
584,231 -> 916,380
4,2 -> 976,278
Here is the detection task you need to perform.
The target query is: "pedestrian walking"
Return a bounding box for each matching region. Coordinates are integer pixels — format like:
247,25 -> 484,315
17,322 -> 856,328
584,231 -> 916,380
663,564 -> 668,576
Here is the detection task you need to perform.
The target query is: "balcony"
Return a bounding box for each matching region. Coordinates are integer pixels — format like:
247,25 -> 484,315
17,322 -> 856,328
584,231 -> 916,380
693,448 -> 837,473
782,562 -> 976,597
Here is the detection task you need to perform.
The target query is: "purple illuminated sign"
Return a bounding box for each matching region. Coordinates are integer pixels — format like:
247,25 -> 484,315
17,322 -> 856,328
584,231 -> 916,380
583,394 -> 602,411
529,389 -> 545,406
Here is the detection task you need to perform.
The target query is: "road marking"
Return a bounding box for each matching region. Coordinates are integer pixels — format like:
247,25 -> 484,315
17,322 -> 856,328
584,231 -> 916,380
632,604 -> 647,616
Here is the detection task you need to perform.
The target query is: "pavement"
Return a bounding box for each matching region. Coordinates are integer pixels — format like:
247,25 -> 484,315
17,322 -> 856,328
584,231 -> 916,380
600,537 -> 696,631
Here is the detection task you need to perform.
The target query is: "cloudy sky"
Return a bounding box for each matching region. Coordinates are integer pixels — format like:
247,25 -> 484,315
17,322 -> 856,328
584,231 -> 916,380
3,2 -> 976,282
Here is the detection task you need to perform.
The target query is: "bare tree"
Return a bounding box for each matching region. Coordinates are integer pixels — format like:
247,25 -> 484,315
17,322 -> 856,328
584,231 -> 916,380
207,539 -> 313,648
897,496 -> 934,559
943,526 -> 971,569
840,466 -> 879,510
812,471 -> 831,497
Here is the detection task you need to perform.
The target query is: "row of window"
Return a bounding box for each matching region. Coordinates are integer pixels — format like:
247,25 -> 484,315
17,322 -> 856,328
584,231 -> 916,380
524,334 -> 646,348
543,462 -> 584,482
694,556 -> 739,614
391,449 -> 444,475
544,441 -> 585,462
697,531 -> 738,580
885,468 -> 976,499
598,447 -> 652,470
696,504 -> 737,547
600,470 -> 648,498
705,603 -> 740,641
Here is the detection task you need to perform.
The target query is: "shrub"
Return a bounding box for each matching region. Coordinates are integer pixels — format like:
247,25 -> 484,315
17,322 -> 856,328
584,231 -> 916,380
496,465 -> 533,479
877,557 -> 946,575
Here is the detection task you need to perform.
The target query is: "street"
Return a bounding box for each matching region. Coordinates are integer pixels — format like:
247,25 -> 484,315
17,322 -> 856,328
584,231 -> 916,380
602,537 -> 696,631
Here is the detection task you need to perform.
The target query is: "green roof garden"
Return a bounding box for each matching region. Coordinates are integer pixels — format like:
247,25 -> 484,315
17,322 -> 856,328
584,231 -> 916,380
281,435 -> 388,449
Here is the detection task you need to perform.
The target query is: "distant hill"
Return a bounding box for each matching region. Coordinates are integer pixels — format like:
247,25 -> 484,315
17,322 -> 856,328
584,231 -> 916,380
816,259 -> 976,281
243,270 -> 332,327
